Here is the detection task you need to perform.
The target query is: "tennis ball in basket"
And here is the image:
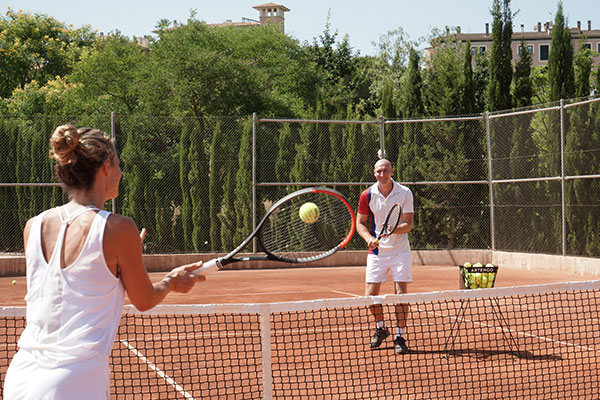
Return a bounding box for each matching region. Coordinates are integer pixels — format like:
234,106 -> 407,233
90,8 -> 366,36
485,263 -> 494,268
463,262 -> 472,268
474,273 -> 482,288
481,274 -> 488,287
473,262 -> 483,268
299,202 -> 320,224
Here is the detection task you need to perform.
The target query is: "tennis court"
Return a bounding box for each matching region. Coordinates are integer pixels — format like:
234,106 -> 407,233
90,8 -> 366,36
1,263 -> 599,399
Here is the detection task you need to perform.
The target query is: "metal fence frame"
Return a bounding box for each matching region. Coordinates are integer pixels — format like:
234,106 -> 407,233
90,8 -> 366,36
2,97 -> 599,256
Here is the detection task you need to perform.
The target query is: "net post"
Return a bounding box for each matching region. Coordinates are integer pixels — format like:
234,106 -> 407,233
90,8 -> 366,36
252,112 -> 258,253
260,304 -> 273,400
111,111 -> 117,214
378,116 -> 385,159
484,111 -> 495,250
560,99 -> 566,256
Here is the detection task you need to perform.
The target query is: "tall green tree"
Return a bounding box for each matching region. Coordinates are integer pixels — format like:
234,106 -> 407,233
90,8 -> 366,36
486,0 -> 513,112
513,41 -> 533,108
565,42 -> 594,255
178,119 -> 194,251
460,41 -> 476,115
397,47 -> 424,184
505,41 -> 537,251
548,2 -> 575,102
573,38 -> 592,98
233,120 -> 254,248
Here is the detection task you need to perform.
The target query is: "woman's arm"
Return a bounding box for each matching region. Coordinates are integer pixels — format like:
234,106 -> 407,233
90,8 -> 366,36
103,214 -> 204,311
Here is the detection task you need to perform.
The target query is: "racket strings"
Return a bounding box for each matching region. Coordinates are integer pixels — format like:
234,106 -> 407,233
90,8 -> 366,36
381,205 -> 400,236
259,193 -> 353,260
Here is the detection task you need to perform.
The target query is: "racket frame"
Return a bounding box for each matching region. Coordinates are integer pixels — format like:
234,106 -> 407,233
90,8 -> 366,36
374,202 -> 401,243
198,187 -> 356,272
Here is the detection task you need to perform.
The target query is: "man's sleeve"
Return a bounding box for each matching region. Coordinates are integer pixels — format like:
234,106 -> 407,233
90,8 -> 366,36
357,189 -> 370,215
403,189 -> 414,214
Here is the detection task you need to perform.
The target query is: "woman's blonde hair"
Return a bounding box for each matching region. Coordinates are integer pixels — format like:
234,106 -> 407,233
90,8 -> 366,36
49,125 -> 116,191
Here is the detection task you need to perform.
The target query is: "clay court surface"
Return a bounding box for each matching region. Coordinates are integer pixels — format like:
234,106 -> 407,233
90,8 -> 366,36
0,263 -> 597,306
2,264 -> 599,399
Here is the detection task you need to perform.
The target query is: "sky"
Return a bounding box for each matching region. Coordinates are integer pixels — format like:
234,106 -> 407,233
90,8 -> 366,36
2,0 -> 599,56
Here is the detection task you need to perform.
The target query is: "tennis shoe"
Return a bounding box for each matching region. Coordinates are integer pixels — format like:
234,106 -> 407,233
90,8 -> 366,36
369,327 -> 390,348
393,336 -> 409,354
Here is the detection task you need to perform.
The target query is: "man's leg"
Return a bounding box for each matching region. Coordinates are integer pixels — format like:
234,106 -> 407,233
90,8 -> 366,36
366,282 -> 390,348
393,281 -> 410,354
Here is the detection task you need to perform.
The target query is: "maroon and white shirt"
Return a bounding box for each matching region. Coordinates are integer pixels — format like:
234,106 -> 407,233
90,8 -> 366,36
358,180 -> 414,256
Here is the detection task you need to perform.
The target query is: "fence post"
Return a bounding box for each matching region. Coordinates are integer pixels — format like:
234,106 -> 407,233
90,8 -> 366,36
111,111 -> 116,213
484,111 -> 495,250
378,116 -> 385,159
252,112 -> 258,253
560,99 -> 566,256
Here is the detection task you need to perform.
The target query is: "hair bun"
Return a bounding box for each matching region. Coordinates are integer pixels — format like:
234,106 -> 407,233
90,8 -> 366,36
50,125 -> 80,165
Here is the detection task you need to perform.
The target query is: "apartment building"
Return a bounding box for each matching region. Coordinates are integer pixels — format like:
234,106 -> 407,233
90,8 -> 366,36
426,20 -> 600,67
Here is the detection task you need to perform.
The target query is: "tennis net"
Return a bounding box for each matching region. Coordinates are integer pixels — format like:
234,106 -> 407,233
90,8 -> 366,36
1,280 -> 599,399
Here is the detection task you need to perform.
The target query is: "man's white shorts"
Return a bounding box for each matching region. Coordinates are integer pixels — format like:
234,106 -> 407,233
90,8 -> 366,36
366,252 -> 413,283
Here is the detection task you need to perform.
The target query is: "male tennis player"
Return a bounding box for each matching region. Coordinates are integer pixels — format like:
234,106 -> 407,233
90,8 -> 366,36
356,159 -> 414,354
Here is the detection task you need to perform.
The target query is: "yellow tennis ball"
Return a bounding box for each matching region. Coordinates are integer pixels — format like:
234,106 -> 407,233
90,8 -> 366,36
11,280 -> 16,285
299,202 -> 320,224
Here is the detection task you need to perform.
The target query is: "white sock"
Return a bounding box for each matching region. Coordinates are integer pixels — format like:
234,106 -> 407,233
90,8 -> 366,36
376,320 -> 386,329
396,327 -> 405,338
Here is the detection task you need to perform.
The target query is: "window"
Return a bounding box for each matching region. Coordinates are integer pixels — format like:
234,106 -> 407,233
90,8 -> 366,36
540,44 -> 549,61
518,45 -> 534,55
479,46 -> 486,54
583,43 -> 591,50
471,47 -> 477,55
598,43 -> 600,52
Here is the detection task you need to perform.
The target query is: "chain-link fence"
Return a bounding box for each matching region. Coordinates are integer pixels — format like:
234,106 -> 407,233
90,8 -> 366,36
1,97 -> 599,257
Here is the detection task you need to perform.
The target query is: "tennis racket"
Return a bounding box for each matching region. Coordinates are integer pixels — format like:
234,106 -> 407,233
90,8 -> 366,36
374,203 -> 401,244
196,187 -> 356,273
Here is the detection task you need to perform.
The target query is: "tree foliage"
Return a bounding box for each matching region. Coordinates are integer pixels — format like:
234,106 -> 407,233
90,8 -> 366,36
0,9 -> 94,98
548,1 -> 575,102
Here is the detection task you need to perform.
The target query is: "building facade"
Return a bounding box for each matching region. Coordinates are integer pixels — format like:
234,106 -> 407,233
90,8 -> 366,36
426,20 -> 600,68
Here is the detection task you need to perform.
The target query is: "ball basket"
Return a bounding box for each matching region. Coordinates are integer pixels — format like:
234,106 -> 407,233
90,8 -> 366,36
459,264 -> 499,289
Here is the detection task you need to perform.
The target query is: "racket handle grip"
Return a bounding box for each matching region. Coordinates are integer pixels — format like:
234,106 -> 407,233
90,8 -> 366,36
196,258 -> 222,274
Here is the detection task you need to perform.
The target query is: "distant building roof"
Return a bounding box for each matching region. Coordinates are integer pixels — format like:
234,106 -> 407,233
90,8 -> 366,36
253,3 -> 290,11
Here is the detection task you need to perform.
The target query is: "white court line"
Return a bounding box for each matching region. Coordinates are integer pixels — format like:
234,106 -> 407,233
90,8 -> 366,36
331,290 -> 362,297
120,339 -> 196,400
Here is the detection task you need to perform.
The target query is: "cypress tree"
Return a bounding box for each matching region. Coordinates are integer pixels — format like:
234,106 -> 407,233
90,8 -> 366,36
548,1 -> 575,102
188,117 -> 210,253
574,38 -> 592,98
0,120 -> 20,251
461,41 -> 476,115
403,48 -> 425,118
565,43 -> 593,254
398,47 -> 424,183
179,119 -> 193,251
217,119 -> 240,253
513,41 -> 533,108
486,0 -> 513,112
233,119 -> 254,248
506,41 -> 538,251
208,120 -> 223,252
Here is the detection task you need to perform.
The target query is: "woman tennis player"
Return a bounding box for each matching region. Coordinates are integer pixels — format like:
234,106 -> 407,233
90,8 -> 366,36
3,125 -> 205,399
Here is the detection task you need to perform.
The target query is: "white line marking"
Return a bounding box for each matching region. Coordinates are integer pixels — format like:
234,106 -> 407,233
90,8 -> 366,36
331,290 -> 362,297
120,339 -> 196,400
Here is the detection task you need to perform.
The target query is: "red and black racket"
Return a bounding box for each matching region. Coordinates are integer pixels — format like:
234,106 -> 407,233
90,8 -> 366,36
374,203 -> 401,244
196,187 -> 356,273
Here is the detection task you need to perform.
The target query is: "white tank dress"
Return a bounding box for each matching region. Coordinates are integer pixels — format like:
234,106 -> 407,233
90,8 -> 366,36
3,206 -> 124,400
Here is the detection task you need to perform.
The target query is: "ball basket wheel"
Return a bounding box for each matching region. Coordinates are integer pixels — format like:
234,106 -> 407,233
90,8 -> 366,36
458,264 -> 499,290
